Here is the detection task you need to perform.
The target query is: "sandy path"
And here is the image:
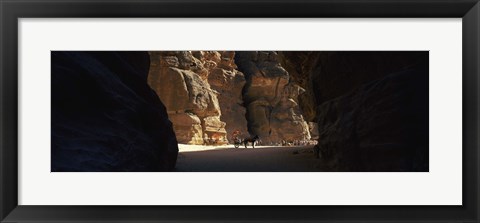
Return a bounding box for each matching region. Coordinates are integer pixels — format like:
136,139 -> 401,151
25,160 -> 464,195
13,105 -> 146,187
175,145 -> 327,172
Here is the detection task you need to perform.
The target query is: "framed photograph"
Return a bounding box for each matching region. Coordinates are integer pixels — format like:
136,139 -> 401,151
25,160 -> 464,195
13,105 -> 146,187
1,0 -> 479,222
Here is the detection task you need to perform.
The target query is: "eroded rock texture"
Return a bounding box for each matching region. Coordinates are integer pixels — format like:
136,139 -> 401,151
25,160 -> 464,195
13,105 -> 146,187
148,51 -> 247,144
235,51 -> 310,143
206,51 -> 249,140
51,51 -> 178,171
280,52 -> 429,171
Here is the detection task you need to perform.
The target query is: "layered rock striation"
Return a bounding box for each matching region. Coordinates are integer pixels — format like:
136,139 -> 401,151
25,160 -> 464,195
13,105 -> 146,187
148,51 -> 248,144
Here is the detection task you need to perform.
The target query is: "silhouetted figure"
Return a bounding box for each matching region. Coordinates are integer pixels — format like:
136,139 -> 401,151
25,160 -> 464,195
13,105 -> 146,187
313,145 -> 321,159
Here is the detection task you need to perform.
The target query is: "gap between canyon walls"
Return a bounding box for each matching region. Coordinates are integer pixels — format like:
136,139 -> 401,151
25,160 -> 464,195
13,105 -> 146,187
147,51 -> 315,146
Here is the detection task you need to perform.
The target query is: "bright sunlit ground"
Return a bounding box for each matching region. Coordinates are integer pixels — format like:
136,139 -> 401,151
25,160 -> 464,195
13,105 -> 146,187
176,144 -> 327,172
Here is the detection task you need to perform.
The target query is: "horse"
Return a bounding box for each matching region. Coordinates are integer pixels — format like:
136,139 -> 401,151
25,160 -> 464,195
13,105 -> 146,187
243,135 -> 259,148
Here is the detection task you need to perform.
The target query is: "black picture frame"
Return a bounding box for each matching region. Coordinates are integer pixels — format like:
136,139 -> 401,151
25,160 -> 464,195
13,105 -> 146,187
1,0 -> 479,222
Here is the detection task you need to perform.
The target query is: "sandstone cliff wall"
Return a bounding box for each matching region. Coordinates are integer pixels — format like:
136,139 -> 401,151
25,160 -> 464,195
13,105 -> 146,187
148,51 -> 248,144
235,51 -> 311,143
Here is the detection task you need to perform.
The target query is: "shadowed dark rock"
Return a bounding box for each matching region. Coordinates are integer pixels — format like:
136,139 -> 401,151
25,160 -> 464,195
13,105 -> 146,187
280,51 -> 429,171
279,51 -> 428,122
51,51 -> 178,171
316,66 -> 428,171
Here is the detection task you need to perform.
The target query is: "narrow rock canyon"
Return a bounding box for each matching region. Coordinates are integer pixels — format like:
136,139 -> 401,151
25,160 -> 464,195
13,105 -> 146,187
51,51 -> 429,172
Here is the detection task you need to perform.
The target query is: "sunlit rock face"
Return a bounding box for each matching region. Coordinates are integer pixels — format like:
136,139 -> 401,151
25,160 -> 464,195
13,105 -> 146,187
206,51 -> 249,141
235,51 -> 311,143
148,51 -> 248,144
51,51 -> 178,171
279,52 -> 429,171
308,122 -> 319,140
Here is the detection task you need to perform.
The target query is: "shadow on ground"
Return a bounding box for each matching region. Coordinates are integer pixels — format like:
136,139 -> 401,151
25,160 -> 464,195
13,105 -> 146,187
175,146 -> 330,172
